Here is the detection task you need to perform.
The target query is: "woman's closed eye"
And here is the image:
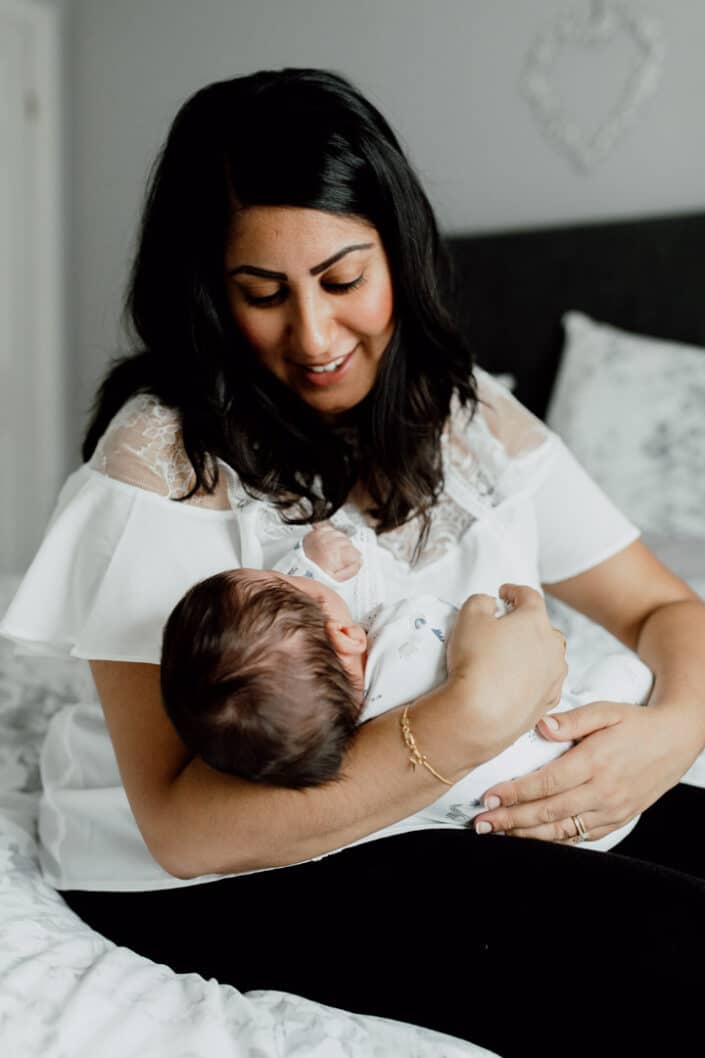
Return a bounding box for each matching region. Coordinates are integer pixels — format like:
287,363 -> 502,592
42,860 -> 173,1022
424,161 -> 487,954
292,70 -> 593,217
323,274 -> 366,295
241,287 -> 286,308
240,274 -> 366,308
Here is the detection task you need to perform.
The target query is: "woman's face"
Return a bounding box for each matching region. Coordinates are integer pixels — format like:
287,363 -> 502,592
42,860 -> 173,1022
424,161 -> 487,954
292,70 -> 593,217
224,207 -> 395,419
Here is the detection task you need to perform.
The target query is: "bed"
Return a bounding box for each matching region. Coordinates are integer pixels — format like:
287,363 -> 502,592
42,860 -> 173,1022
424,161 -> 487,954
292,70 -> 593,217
2,209 -> 704,1057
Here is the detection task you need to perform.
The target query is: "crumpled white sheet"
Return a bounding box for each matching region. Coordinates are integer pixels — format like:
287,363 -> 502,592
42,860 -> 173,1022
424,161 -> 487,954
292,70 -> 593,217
0,818 -> 490,1058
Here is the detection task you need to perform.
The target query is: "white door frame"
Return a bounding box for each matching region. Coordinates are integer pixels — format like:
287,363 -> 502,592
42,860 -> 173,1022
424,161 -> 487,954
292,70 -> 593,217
0,0 -> 65,575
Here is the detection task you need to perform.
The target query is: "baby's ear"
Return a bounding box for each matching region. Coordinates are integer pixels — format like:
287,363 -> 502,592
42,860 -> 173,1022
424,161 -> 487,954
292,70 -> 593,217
326,621 -> 367,657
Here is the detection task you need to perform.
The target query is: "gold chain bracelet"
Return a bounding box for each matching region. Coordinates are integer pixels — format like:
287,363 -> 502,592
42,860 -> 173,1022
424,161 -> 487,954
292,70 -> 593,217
399,705 -> 453,786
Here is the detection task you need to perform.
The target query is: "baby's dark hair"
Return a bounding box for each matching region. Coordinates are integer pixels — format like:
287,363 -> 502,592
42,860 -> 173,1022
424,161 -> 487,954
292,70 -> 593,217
160,570 -> 361,787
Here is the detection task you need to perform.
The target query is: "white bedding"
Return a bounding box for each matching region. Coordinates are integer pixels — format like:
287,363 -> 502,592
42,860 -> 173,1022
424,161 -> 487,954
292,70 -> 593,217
0,573 -> 494,1058
1,531 -> 703,1058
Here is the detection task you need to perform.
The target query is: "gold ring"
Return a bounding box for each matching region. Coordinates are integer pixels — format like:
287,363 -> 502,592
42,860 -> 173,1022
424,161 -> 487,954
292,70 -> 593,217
553,628 -> 567,652
571,814 -> 587,841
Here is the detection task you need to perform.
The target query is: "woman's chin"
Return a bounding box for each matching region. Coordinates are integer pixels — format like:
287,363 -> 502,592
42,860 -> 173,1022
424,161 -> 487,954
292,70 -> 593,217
297,380 -> 372,420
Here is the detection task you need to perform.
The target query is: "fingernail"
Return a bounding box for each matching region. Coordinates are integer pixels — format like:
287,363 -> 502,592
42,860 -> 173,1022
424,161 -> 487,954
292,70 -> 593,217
484,795 -> 501,810
475,820 -> 492,835
542,714 -> 559,731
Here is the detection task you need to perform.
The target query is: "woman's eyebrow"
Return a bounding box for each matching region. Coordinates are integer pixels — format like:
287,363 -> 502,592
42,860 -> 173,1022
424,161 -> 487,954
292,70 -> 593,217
228,243 -> 374,280
309,243 -> 374,275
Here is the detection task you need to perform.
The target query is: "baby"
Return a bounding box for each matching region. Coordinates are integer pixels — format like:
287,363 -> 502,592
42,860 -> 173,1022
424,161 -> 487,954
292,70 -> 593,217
160,523 -> 654,827
160,523 -> 374,787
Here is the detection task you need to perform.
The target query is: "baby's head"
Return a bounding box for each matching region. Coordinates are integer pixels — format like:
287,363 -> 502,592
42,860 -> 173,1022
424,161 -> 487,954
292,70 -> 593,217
160,569 -> 367,787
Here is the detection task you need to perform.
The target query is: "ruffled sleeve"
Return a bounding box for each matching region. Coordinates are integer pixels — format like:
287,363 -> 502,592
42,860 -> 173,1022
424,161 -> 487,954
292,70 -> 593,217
0,395 -> 243,664
472,370 -> 641,584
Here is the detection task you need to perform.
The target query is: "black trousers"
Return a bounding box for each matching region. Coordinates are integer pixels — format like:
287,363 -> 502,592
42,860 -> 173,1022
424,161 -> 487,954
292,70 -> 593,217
64,783 -> 705,1058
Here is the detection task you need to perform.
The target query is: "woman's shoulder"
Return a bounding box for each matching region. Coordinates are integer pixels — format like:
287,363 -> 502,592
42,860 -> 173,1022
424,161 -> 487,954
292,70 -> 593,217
446,369 -> 551,465
88,393 -> 230,509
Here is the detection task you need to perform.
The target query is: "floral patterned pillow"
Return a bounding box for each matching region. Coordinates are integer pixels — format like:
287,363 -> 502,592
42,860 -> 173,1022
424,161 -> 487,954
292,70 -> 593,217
546,312 -> 705,538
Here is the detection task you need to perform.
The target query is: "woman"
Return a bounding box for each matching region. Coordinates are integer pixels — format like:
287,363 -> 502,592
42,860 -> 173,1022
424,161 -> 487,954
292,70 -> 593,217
3,68 -> 705,1057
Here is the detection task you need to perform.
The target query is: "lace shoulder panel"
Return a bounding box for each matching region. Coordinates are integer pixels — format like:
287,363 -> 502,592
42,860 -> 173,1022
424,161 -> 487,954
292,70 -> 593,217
87,393 -> 231,509
473,370 -> 549,458
441,372 -> 553,504
446,371 -> 549,463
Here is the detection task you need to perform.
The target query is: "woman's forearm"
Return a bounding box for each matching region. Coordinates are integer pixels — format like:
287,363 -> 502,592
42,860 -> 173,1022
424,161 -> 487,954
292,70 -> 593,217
93,659 -> 509,879
637,597 -> 705,760
94,589 -> 566,879
162,661 -> 563,877
158,677 -> 483,878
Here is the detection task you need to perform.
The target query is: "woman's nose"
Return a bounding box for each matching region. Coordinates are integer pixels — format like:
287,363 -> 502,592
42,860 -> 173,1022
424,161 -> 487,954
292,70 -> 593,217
288,291 -> 332,360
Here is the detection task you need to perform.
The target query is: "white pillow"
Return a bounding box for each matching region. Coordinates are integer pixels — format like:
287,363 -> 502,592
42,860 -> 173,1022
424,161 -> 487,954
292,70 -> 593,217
546,312 -> 705,538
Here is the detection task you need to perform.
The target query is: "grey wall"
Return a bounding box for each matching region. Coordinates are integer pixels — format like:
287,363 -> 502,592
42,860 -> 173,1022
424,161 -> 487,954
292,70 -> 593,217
67,0 -> 705,463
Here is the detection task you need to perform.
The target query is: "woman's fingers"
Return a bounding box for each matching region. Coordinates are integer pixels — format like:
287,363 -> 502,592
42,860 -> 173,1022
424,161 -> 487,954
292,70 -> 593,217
499,586 -> 569,665
462,592 -> 502,617
498,582 -> 536,605
473,779 -> 633,842
487,811 -> 626,845
446,586 -> 574,761
445,593 -> 508,672
475,783 -> 595,837
474,701 -> 644,839
479,804 -> 633,845
479,749 -> 595,816
478,701 -> 626,810
535,698 -> 624,742
552,628 -> 567,654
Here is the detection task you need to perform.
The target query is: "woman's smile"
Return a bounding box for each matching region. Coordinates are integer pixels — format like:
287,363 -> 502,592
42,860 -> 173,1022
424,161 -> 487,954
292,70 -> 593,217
294,345 -> 358,387
225,207 -> 395,417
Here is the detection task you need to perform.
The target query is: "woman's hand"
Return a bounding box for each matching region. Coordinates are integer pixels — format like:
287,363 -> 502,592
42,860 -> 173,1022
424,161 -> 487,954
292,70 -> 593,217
475,540 -> 705,844
446,584 -> 569,762
473,696 -> 695,842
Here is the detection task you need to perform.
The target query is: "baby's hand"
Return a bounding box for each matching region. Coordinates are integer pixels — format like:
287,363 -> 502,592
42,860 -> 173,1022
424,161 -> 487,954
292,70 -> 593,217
303,523 -> 362,582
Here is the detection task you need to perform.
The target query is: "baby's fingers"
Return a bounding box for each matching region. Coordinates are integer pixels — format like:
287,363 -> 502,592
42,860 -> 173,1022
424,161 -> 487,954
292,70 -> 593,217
334,561 -> 362,582
332,544 -> 363,581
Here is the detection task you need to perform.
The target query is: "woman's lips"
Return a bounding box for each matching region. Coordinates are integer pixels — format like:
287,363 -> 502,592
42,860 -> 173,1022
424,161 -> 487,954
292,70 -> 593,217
296,347 -> 357,388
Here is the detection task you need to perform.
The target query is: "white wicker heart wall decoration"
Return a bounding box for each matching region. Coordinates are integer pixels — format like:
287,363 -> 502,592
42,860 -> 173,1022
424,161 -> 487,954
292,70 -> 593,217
522,0 -> 665,172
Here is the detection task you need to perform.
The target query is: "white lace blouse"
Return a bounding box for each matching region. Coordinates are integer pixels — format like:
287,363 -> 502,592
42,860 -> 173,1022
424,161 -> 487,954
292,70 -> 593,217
0,371 -> 639,891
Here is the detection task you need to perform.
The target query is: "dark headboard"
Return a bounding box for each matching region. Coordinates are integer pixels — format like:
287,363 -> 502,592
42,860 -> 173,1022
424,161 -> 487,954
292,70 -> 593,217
445,210 -> 705,419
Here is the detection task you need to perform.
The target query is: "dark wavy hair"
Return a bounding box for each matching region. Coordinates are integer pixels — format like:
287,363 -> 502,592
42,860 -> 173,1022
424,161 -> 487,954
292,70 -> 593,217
160,570 -> 360,787
81,68 -> 477,554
